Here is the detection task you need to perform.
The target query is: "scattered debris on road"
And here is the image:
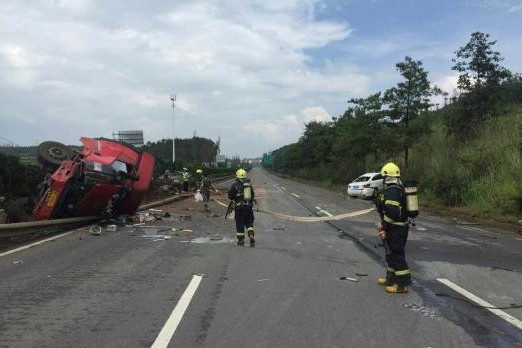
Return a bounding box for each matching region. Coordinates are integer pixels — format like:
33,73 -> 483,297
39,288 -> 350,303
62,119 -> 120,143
89,225 -> 102,236
492,266 -> 517,272
402,303 -> 437,318
106,224 -> 117,232
339,276 -> 359,282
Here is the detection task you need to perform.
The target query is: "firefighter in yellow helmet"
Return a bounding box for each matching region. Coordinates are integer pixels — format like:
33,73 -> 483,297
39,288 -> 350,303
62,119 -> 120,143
228,168 -> 255,246
375,162 -> 411,293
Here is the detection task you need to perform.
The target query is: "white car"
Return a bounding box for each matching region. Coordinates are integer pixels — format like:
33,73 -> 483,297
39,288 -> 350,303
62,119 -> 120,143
347,172 -> 384,199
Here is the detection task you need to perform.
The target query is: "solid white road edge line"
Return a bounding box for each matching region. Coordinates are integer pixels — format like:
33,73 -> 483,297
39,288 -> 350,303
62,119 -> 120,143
291,193 -> 301,198
0,229 -> 78,258
214,199 -> 228,208
437,278 -> 522,331
151,274 -> 204,348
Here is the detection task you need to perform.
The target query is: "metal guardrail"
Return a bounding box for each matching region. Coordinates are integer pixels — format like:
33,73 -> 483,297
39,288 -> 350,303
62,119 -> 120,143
0,175 -> 233,237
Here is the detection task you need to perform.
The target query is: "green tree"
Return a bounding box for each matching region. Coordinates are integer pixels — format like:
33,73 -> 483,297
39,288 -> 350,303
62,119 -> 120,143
333,93 -> 384,172
299,121 -> 334,167
449,32 -> 511,134
383,56 -> 440,168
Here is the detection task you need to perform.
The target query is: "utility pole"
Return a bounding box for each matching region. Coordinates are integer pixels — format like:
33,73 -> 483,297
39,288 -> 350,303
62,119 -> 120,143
170,93 -> 176,165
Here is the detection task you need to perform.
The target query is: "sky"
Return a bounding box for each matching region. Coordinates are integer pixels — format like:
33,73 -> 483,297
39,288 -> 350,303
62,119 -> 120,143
1,0 -> 521,158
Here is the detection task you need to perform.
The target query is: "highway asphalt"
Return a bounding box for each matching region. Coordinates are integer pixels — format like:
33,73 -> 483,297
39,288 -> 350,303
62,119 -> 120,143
0,167 -> 521,347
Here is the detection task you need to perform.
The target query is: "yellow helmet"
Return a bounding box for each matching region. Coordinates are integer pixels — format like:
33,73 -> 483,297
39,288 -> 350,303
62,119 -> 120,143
381,162 -> 401,177
196,169 -> 203,174
236,168 -> 247,179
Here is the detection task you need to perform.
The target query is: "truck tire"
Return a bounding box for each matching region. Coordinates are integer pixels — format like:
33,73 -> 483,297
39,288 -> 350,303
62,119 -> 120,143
37,141 -> 74,170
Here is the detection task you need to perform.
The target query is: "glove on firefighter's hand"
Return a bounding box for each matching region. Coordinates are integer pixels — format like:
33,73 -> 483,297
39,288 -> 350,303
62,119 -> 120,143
378,223 -> 387,240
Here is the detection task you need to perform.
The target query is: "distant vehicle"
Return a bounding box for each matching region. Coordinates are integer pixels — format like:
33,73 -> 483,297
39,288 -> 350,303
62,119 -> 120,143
32,137 -> 155,220
347,172 -> 383,199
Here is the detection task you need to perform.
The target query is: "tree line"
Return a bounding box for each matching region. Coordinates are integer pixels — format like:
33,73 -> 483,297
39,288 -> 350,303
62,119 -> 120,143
142,136 -> 219,175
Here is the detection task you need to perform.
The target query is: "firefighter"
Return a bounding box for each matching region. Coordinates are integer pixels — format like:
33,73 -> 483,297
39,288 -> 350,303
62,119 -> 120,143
182,168 -> 190,192
228,168 -> 255,246
376,162 -> 411,293
195,169 -> 203,191
199,171 -> 212,212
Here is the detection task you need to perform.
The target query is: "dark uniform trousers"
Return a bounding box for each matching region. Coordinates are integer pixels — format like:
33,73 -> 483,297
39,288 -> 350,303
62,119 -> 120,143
384,225 -> 411,286
235,206 -> 254,238
377,183 -> 412,287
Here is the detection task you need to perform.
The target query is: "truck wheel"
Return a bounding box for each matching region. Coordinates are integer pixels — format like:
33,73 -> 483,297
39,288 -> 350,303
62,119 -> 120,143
37,141 -> 74,170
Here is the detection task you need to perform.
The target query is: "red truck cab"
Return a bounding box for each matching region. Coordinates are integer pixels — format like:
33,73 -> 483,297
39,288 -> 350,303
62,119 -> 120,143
33,137 -> 155,220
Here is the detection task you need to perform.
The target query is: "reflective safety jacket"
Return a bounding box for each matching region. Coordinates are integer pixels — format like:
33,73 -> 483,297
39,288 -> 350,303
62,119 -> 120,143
376,183 -> 408,230
182,172 -> 189,182
228,179 -> 255,208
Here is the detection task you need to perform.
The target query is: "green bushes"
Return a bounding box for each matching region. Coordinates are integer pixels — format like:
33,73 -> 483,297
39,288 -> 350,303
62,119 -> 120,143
406,107 -> 521,217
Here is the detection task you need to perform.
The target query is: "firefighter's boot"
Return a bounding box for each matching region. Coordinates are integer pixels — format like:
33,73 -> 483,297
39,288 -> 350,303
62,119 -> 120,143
385,284 -> 409,294
377,270 -> 394,286
247,228 -> 255,247
237,233 -> 245,246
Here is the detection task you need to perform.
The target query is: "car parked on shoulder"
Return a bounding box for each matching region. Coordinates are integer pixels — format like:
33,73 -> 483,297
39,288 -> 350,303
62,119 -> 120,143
347,172 -> 384,199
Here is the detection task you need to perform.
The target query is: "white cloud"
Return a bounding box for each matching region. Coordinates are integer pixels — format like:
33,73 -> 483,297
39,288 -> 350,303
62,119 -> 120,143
430,74 -> 459,108
302,106 -> 331,123
0,0 -> 362,156
242,106 -> 331,149
507,4 -> 522,12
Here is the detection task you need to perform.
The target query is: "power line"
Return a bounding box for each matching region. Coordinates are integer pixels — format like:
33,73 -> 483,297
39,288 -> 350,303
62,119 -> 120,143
0,134 -> 18,147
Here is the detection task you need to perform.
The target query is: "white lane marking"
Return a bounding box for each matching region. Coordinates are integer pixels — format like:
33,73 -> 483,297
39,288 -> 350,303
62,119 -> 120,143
291,193 -> 301,198
281,186 -> 287,191
459,225 -> 489,233
315,207 -> 333,217
437,278 -> 522,331
516,238 -> 522,242
151,275 -> 203,348
457,225 -> 495,238
273,184 -> 284,193
0,230 -> 77,258
423,216 -> 447,223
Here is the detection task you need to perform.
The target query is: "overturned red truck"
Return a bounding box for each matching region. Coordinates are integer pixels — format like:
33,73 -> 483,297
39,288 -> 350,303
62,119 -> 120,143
33,137 -> 155,220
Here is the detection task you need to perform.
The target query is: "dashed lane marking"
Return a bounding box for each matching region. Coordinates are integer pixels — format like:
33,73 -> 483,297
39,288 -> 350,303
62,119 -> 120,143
281,186 -> 287,190
437,278 -> 522,331
315,206 -> 333,217
273,184 -> 284,193
291,193 -> 301,198
151,274 -> 203,348
0,230 -> 78,258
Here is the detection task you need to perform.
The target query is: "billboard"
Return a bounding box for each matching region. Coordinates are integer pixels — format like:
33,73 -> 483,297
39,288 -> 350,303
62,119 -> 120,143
114,130 -> 144,147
